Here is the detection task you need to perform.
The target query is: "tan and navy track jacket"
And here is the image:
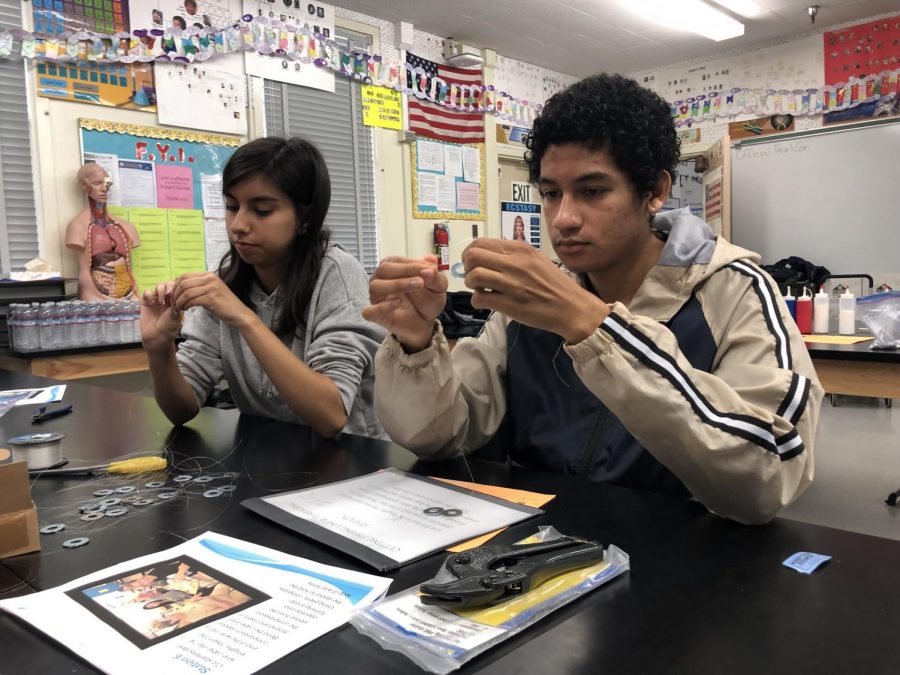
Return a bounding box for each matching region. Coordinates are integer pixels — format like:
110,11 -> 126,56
374,209 -> 822,524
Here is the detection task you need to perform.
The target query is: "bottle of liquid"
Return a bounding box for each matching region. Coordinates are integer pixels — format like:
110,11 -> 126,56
795,287 -> 813,334
783,290 -> 796,321
813,287 -> 829,334
838,290 -> 856,335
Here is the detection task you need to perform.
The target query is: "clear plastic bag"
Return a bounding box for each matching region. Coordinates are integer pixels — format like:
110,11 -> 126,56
857,291 -> 900,349
349,527 -> 629,674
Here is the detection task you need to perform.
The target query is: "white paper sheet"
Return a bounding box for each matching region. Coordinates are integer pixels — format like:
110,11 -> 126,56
0,532 -> 390,675
436,175 -> 457,213
155,58 -> 247,136
462,146 -> 480,183
417,172 -> 438,207
417,140 -> 445,172
200,174 -> 226,219
260,470 -> 539,566
118,159 -> 157,207
204,218 -> 230,271
443,145 -> 463,178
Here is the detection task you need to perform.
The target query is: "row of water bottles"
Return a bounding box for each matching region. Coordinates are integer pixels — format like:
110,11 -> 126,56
8,300 -> 142,352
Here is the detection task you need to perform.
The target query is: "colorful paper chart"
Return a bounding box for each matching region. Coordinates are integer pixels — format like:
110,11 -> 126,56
31,0 -> 156,109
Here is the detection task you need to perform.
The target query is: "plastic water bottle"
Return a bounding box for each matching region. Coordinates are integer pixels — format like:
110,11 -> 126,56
813,287 -> 829,334
37,302 -> 54,349
85,302 -> 102,345
7,304 -> 21,350
838,290 -> 856,335
71,301 -> 87,347
18,304 -> 39,351
129,300 -> 141,343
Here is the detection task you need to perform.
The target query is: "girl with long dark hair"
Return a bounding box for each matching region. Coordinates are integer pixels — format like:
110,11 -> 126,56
140,137 -> 384,438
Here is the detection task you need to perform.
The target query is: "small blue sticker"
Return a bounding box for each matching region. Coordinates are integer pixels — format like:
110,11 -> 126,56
783,551 -> 831,574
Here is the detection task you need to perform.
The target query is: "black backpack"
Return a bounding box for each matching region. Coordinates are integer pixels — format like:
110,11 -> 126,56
438,291 -> 491,340
762,256 -> 831,295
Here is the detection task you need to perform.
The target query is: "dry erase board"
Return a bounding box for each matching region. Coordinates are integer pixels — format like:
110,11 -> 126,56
730,120 -> 900,275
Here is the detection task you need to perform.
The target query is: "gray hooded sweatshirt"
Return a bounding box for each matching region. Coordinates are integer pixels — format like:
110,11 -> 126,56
176,244 -> 386,438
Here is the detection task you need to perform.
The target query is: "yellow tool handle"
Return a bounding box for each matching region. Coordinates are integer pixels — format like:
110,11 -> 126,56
106,456 -> 167,474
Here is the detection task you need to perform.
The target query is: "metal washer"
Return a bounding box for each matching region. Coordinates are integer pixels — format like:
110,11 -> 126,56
81,512 -> 105,522
133,498 -> 155,506
93,489 -> 114,497
173,475 -> 193,483
145,481 -> 166,489
219,485 -> 237,493
80,503 -> 106,513
158,492 -> 178,500
105,507 -> 129,517
40,523 -> 66,534
115,486 -> 137,494
203,488 -> 223,498
99,497 -> 121,507
62,537 -> 90,549
193,476 -> 214,484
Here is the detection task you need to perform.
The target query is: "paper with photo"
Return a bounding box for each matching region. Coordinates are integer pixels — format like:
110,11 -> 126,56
1,385 -> 68,407
83,152 -> 122,206
118,160 -> 157,207
200,174 -> 226,219
0,531 -> 390,675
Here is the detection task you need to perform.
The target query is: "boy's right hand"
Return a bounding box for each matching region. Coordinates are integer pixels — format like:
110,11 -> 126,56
140,282 -> 182,352
363,254 -> 448,353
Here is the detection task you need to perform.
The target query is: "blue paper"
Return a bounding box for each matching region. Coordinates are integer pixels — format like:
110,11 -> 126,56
783,551 -> 831,574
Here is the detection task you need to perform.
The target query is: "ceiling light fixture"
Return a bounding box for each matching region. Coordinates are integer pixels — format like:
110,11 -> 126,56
625,0 -> 745,42
707,0 -> 766,19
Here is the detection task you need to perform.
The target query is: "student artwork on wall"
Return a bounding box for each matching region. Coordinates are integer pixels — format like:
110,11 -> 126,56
241,0 -> 335,92
822,15 -> 900,125
411,139 -> 485,220
34,60 -> 156,110
30,0 -> 155,110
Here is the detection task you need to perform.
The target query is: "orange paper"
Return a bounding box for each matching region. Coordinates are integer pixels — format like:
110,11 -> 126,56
433,477 -> 555,552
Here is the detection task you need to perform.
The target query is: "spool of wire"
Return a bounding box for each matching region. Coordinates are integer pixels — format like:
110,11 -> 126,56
6,433 -> 66,470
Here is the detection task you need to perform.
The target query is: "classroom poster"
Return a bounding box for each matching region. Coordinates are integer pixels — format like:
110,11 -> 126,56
822,15 -> 900,125
241,0 -> 335,92
361,85 -> 402,130
129,0 -> 237,32
30,0 -> 156,110
500,202 -> 541,249
109,207 -> 206,289
154,58 -> 247,136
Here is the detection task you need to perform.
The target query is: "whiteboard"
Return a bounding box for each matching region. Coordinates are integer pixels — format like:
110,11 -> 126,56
730,121 -> 900,275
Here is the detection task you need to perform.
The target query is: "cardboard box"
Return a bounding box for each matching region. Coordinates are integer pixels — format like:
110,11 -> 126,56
0,460 -> 41,558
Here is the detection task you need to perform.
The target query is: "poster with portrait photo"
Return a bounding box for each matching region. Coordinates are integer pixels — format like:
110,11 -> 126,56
501,201 -> 541,249
64,555 -> 268,649
129,0 -> 240,33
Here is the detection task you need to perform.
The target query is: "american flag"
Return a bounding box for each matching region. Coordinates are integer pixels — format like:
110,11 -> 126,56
405,52 -> 484,144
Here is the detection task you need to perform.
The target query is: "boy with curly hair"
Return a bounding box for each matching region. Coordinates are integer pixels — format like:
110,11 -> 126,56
365,74 -> 821,524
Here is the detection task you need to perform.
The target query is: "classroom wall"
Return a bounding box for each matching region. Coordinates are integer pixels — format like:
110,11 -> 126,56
24,6 -> 898,293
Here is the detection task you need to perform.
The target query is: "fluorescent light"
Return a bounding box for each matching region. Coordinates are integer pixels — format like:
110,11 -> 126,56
624,0 -> 745,41
708,0 -> 765,18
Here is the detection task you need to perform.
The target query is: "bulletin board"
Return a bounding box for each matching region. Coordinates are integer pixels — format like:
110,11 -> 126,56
79,118 -> 239,212
411,139 -> 485,220
80,118 -> 240,278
